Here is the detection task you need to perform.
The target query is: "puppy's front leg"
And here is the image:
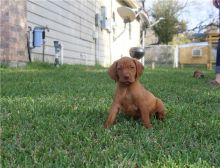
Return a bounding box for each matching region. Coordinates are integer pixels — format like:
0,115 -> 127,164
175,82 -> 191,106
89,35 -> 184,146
104,103 -> 120,128
139,106 -> 152,128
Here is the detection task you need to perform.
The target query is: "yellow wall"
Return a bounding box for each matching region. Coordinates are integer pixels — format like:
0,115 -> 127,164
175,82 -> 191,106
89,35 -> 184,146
179,46 -> 209,65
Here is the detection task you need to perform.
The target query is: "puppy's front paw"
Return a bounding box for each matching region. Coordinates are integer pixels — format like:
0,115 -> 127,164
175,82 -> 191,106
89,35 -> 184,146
144,123 -> 152,129
103,122 -> 110,128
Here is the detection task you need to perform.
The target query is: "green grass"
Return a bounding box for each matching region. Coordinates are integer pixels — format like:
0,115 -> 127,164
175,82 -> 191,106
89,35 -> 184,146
1,62 -> 220,167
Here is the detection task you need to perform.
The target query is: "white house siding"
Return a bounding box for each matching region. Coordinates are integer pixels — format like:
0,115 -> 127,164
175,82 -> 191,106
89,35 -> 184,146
27,0 -> 142,66
96,0 -> 141,65
111,0 -> 140,62
27,0 -> 96,65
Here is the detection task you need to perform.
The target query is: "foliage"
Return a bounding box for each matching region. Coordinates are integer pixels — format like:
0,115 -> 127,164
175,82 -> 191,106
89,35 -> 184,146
1,63 -> 220,167
151,0 -> 187,44
169,34 -> 192,45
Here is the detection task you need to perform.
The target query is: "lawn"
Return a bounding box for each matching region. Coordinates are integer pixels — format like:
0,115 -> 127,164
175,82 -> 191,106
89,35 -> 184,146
1,63 -> 220,167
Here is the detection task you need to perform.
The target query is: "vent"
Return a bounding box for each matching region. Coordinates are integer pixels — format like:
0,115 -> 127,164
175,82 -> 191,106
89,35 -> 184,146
192,48 -> 202,57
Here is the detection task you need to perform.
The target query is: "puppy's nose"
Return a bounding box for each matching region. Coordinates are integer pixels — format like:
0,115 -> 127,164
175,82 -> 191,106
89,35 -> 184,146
124,74 -> 129,80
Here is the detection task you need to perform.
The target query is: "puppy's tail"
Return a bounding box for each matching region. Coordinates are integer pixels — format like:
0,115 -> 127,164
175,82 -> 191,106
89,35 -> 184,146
155,98 -> 166,121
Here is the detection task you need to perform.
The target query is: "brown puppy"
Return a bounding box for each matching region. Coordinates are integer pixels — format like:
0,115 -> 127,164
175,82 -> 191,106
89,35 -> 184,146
104,57 -> 165,128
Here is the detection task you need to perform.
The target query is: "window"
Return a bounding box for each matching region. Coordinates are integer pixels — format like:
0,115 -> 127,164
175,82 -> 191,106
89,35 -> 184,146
192,48 -> 202,57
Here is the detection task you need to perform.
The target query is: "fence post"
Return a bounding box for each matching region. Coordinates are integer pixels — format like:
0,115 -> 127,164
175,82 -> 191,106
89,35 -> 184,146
152,61 -> 155,69
173,45 -> 179,68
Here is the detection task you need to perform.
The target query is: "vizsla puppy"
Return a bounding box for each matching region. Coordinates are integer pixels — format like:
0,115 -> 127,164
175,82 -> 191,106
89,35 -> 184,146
104,57 -> 165,128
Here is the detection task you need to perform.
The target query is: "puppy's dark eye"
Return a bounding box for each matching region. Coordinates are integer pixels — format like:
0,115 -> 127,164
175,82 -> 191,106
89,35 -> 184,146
117,67 -> 122,71
130,65 -> 135,69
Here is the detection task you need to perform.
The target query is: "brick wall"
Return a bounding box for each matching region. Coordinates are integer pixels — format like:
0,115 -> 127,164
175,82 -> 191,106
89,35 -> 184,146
0,0 -> 28,67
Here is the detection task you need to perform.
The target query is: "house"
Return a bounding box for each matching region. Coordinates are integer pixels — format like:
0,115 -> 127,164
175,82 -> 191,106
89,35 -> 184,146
178,42 -> 215,69
0,0 -> 149,67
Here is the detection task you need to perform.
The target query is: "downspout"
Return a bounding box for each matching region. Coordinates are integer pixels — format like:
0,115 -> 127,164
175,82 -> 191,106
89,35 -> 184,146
94,0 -> 99,65
141,28 -> 145,65
94,0 -> 97,65
27,26 -> 32,63
109,0 -> 113,65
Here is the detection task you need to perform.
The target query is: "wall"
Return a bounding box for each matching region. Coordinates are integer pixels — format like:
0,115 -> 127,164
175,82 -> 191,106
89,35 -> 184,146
111,0 -> 140,63
27,0 -> 96,65
179,45 -> 209,65
0,0 -> 28,66
0,0 -> 142,67
27,0 -> 142,67
94,0 -> 111,66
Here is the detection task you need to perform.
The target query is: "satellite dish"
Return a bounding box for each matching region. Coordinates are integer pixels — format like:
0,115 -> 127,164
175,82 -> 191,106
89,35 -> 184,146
117,6 -> 136,23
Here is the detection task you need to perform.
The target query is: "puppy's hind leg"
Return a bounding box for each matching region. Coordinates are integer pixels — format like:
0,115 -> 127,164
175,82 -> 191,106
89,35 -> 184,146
155,98 -> 166,121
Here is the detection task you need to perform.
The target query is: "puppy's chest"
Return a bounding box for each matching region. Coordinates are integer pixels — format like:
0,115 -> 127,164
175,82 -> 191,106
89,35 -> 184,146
120,92 -> 139,116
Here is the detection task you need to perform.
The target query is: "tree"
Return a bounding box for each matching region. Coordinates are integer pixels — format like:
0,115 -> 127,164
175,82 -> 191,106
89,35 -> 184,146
151,0 -> 187,44
169,34 -> 191,45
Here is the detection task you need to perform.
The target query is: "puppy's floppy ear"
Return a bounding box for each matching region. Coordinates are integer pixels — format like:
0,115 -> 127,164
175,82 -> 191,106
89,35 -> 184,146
108,61 -> 118,81
133,59 -> 144,78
